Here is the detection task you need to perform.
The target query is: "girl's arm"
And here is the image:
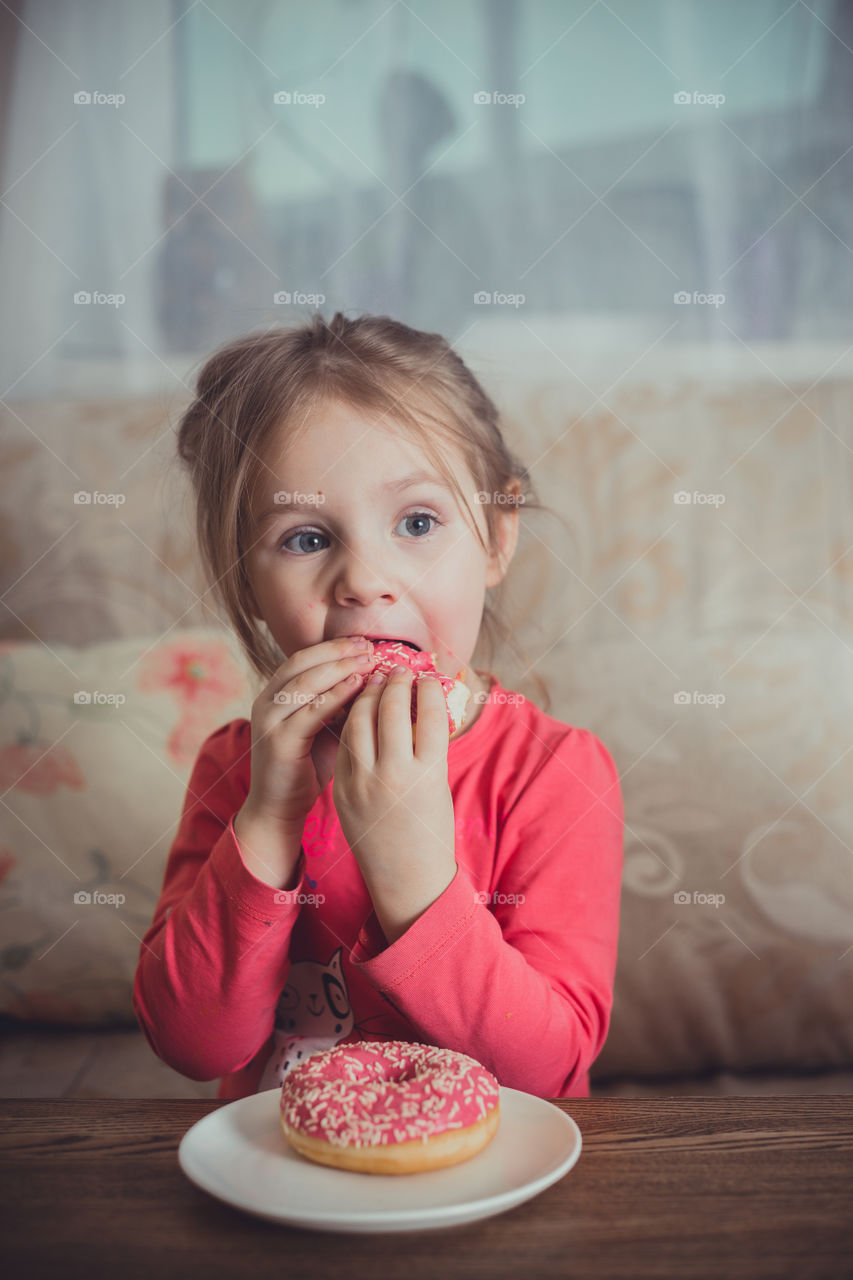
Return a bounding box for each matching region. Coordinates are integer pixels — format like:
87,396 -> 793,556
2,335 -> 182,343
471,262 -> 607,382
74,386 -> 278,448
346,728 -> 624,1098
132,720 -> 309,1081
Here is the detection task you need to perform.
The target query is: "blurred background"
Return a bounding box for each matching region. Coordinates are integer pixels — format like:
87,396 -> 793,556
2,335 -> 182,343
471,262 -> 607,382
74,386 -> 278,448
1,1 -> 852,1099
1,0 -> 852,391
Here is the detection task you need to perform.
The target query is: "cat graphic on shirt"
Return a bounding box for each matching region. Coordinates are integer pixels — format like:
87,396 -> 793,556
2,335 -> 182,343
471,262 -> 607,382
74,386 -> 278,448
257,947 -> 354,1091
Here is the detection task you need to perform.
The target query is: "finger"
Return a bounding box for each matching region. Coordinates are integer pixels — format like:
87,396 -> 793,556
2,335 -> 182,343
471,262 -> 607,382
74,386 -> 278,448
266,638 -> 374,704
338,667 -> 388,766
413,672 -> 450,759
309,669 -> 371,731
268,650 -> 375,714
376,665 -> 416,759
261,666 -> 370,743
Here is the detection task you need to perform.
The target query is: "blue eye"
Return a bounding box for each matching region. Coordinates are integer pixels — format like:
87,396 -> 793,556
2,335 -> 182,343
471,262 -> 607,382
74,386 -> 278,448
399,512 -> 438,538
281,529 -> 326,555
278,511 -> 443,555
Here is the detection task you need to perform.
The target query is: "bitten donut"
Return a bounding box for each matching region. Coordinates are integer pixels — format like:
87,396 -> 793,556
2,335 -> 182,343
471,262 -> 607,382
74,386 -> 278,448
279,1040 -> 501,1175
328,638 -> 473,740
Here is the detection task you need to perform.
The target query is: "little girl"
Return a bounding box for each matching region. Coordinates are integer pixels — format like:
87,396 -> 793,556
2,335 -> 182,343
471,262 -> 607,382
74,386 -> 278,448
133,312 -> 624,1100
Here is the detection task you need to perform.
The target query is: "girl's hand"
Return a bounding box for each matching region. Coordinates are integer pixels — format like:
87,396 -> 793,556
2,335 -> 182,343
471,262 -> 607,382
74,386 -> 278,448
241,637 -> 376,831
332,666 -> 457,925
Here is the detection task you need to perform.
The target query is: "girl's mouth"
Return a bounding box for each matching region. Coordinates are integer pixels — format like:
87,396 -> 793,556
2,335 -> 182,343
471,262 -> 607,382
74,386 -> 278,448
364,637 -> 421,652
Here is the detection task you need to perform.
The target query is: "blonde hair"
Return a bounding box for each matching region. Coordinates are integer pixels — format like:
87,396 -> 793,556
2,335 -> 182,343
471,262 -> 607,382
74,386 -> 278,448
176,311 -> 554,710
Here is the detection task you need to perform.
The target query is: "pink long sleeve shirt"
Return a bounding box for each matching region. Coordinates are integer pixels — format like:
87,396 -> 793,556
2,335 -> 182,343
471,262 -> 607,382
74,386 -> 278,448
133,675 -> 624,1100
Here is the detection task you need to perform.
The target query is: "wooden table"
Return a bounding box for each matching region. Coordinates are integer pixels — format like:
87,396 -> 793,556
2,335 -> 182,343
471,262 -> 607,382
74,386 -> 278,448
1,1097 -> 851,1279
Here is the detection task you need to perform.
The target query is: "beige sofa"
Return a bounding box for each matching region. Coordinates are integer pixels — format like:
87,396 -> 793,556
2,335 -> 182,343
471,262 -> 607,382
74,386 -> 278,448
2,347 -> 853,1098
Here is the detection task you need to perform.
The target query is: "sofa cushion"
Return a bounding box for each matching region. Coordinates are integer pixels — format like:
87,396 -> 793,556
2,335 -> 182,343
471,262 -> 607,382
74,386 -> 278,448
550,630 -> 853,1083
0,627 -> 253,1026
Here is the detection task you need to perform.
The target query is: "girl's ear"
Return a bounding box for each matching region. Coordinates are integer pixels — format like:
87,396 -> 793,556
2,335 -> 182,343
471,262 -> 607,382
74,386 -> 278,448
485,482 -> 521,589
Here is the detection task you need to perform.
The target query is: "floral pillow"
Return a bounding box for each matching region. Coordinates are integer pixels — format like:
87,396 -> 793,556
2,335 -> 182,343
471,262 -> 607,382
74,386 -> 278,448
0,628 -> 254,1025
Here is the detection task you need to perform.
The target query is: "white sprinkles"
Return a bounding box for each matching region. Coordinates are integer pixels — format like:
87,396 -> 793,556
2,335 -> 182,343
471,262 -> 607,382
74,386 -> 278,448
279,1040 -> 500,1148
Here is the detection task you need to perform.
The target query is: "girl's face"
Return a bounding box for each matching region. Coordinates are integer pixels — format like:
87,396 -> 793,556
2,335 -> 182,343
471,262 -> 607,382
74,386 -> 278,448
244,398 -> 518,704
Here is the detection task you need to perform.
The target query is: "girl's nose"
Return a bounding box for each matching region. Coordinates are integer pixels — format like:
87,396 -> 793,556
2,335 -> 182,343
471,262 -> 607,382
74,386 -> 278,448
331,543 -> 397,606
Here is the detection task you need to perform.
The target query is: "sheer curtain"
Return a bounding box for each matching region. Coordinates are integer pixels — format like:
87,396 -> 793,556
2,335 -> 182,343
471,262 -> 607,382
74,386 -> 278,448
0,0 -> 850,400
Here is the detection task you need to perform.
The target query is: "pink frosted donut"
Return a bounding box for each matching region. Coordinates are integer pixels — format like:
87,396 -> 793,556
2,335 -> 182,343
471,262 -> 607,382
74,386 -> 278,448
326,640 -> 473,739
368,641 -> 472,736
279,1040 -> 501,1175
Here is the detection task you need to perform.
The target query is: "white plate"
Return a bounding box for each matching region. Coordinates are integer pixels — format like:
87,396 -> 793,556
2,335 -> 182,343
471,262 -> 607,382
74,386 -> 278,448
178,1086 -> 582,1234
